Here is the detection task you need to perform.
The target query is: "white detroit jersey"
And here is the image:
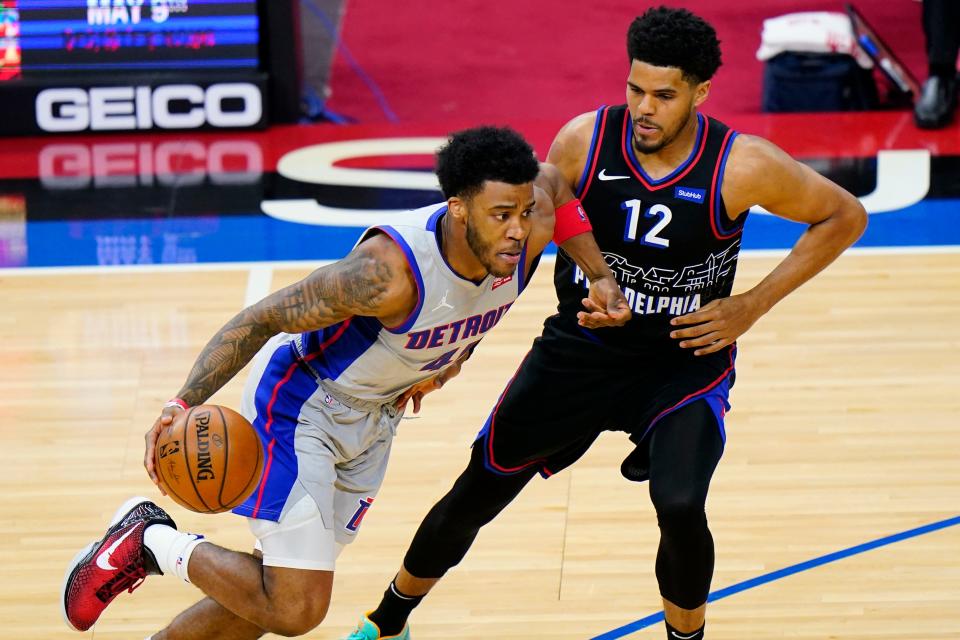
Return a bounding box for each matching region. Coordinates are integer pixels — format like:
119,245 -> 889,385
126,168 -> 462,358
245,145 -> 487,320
233,203 -> 536,525
293,203 -> 534,402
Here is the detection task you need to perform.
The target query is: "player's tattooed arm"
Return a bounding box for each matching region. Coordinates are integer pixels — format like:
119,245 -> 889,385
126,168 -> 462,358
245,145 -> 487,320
175,233 -> 416,406
148,235 -> 414,492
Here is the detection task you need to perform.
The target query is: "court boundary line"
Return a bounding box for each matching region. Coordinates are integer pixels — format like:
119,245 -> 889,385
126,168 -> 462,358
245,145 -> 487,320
2,244 -> 960,277
590,515 -> 960,639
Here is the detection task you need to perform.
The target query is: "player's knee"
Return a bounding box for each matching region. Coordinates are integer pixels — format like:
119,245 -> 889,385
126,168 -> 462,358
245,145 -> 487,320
444,467 -> 520,528
258,575 -> 331,637
425,489 -> 483,534
264,596 -> 329,637
440,500 -> 488,532
652,492 -> 707,533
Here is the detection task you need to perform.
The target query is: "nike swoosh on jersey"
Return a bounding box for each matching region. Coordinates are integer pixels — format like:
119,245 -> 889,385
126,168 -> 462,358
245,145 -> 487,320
95,526 -> 138,571
597,169 -> 631,181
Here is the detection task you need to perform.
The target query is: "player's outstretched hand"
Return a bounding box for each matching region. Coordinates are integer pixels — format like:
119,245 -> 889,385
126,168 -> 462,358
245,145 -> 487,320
670,293 -> 761,355
578,275 -> 631,328
143,405 -> 183,496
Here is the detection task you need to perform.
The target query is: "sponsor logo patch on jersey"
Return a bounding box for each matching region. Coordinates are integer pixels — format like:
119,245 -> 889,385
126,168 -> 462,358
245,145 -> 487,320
492,275 -> 513,290
674,186 -> 706,204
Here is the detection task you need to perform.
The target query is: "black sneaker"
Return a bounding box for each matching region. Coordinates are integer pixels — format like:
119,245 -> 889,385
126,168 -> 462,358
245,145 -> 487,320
914,75 -> 958,129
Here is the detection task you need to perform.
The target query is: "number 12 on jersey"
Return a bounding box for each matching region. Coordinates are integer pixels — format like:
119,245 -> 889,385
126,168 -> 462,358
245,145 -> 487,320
621,199 -> 672,248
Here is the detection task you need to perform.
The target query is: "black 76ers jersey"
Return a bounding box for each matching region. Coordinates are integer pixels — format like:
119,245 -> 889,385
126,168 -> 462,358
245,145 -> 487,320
554,104 -> 747,350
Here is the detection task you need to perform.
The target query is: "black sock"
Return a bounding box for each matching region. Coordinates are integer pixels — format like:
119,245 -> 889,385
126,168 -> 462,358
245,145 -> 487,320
368,580 -> 424,636
665,619 -> 705,640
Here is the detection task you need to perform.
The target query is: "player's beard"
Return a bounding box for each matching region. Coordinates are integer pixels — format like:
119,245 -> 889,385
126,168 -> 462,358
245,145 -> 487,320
465,216 -> 517,278
632,109 -> 693,155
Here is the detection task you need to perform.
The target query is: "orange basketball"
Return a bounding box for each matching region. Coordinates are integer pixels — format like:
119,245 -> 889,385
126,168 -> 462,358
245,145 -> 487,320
155,404 -> 264,514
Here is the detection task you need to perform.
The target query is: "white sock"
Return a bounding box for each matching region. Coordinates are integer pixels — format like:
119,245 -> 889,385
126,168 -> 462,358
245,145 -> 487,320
143,524 -> 207,584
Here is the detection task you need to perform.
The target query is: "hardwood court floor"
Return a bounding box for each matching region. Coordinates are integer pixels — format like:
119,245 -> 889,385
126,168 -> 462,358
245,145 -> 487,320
1,251 -> 958,639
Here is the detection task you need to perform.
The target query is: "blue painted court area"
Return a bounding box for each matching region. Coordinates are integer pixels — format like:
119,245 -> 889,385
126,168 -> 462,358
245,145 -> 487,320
18,215 -> 367,267
592,515 -> 960,639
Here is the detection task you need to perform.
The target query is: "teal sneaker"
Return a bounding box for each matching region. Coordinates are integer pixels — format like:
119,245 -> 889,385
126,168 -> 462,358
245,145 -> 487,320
342,612 -> 410,640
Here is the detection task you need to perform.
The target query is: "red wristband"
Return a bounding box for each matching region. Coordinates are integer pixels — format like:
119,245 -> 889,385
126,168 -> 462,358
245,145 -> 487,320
164,398 -> 189,412
553,198 -> 592,245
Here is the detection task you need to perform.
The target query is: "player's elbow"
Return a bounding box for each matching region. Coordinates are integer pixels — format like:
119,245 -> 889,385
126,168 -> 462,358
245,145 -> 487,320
535,162 -> 571,204
249,299 -> 287,336
537,161 -> 561,182
841,196 -> 868,245
824,190 -> 867,248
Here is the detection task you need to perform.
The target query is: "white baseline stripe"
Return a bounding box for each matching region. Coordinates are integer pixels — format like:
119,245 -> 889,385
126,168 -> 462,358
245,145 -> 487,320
1,245 -> 959,278
244,265 -> 274,307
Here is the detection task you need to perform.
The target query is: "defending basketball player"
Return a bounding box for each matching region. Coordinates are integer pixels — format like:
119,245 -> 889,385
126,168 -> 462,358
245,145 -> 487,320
60,126 -> 630,637
343,8 -> 868,640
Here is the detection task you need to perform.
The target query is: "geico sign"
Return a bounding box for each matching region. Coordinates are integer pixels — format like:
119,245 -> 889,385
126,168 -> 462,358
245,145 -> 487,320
35,84 -> 263,132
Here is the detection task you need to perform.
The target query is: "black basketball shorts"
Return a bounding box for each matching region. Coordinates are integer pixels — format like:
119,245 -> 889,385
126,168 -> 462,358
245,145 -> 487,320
473,317 -> 736,478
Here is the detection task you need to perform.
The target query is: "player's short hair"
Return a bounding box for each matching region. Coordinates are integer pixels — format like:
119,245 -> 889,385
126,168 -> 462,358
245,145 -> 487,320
626,6 -> 722,84
436,126 -> 539,200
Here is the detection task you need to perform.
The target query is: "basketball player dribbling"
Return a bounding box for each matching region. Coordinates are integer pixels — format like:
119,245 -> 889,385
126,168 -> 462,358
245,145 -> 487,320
343,8 -> 868,640
60,126 -> 631,637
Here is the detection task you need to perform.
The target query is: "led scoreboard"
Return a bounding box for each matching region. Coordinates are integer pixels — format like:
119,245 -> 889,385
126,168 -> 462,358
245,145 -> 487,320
14,0 -> 259,73
0,1 -> 267,134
